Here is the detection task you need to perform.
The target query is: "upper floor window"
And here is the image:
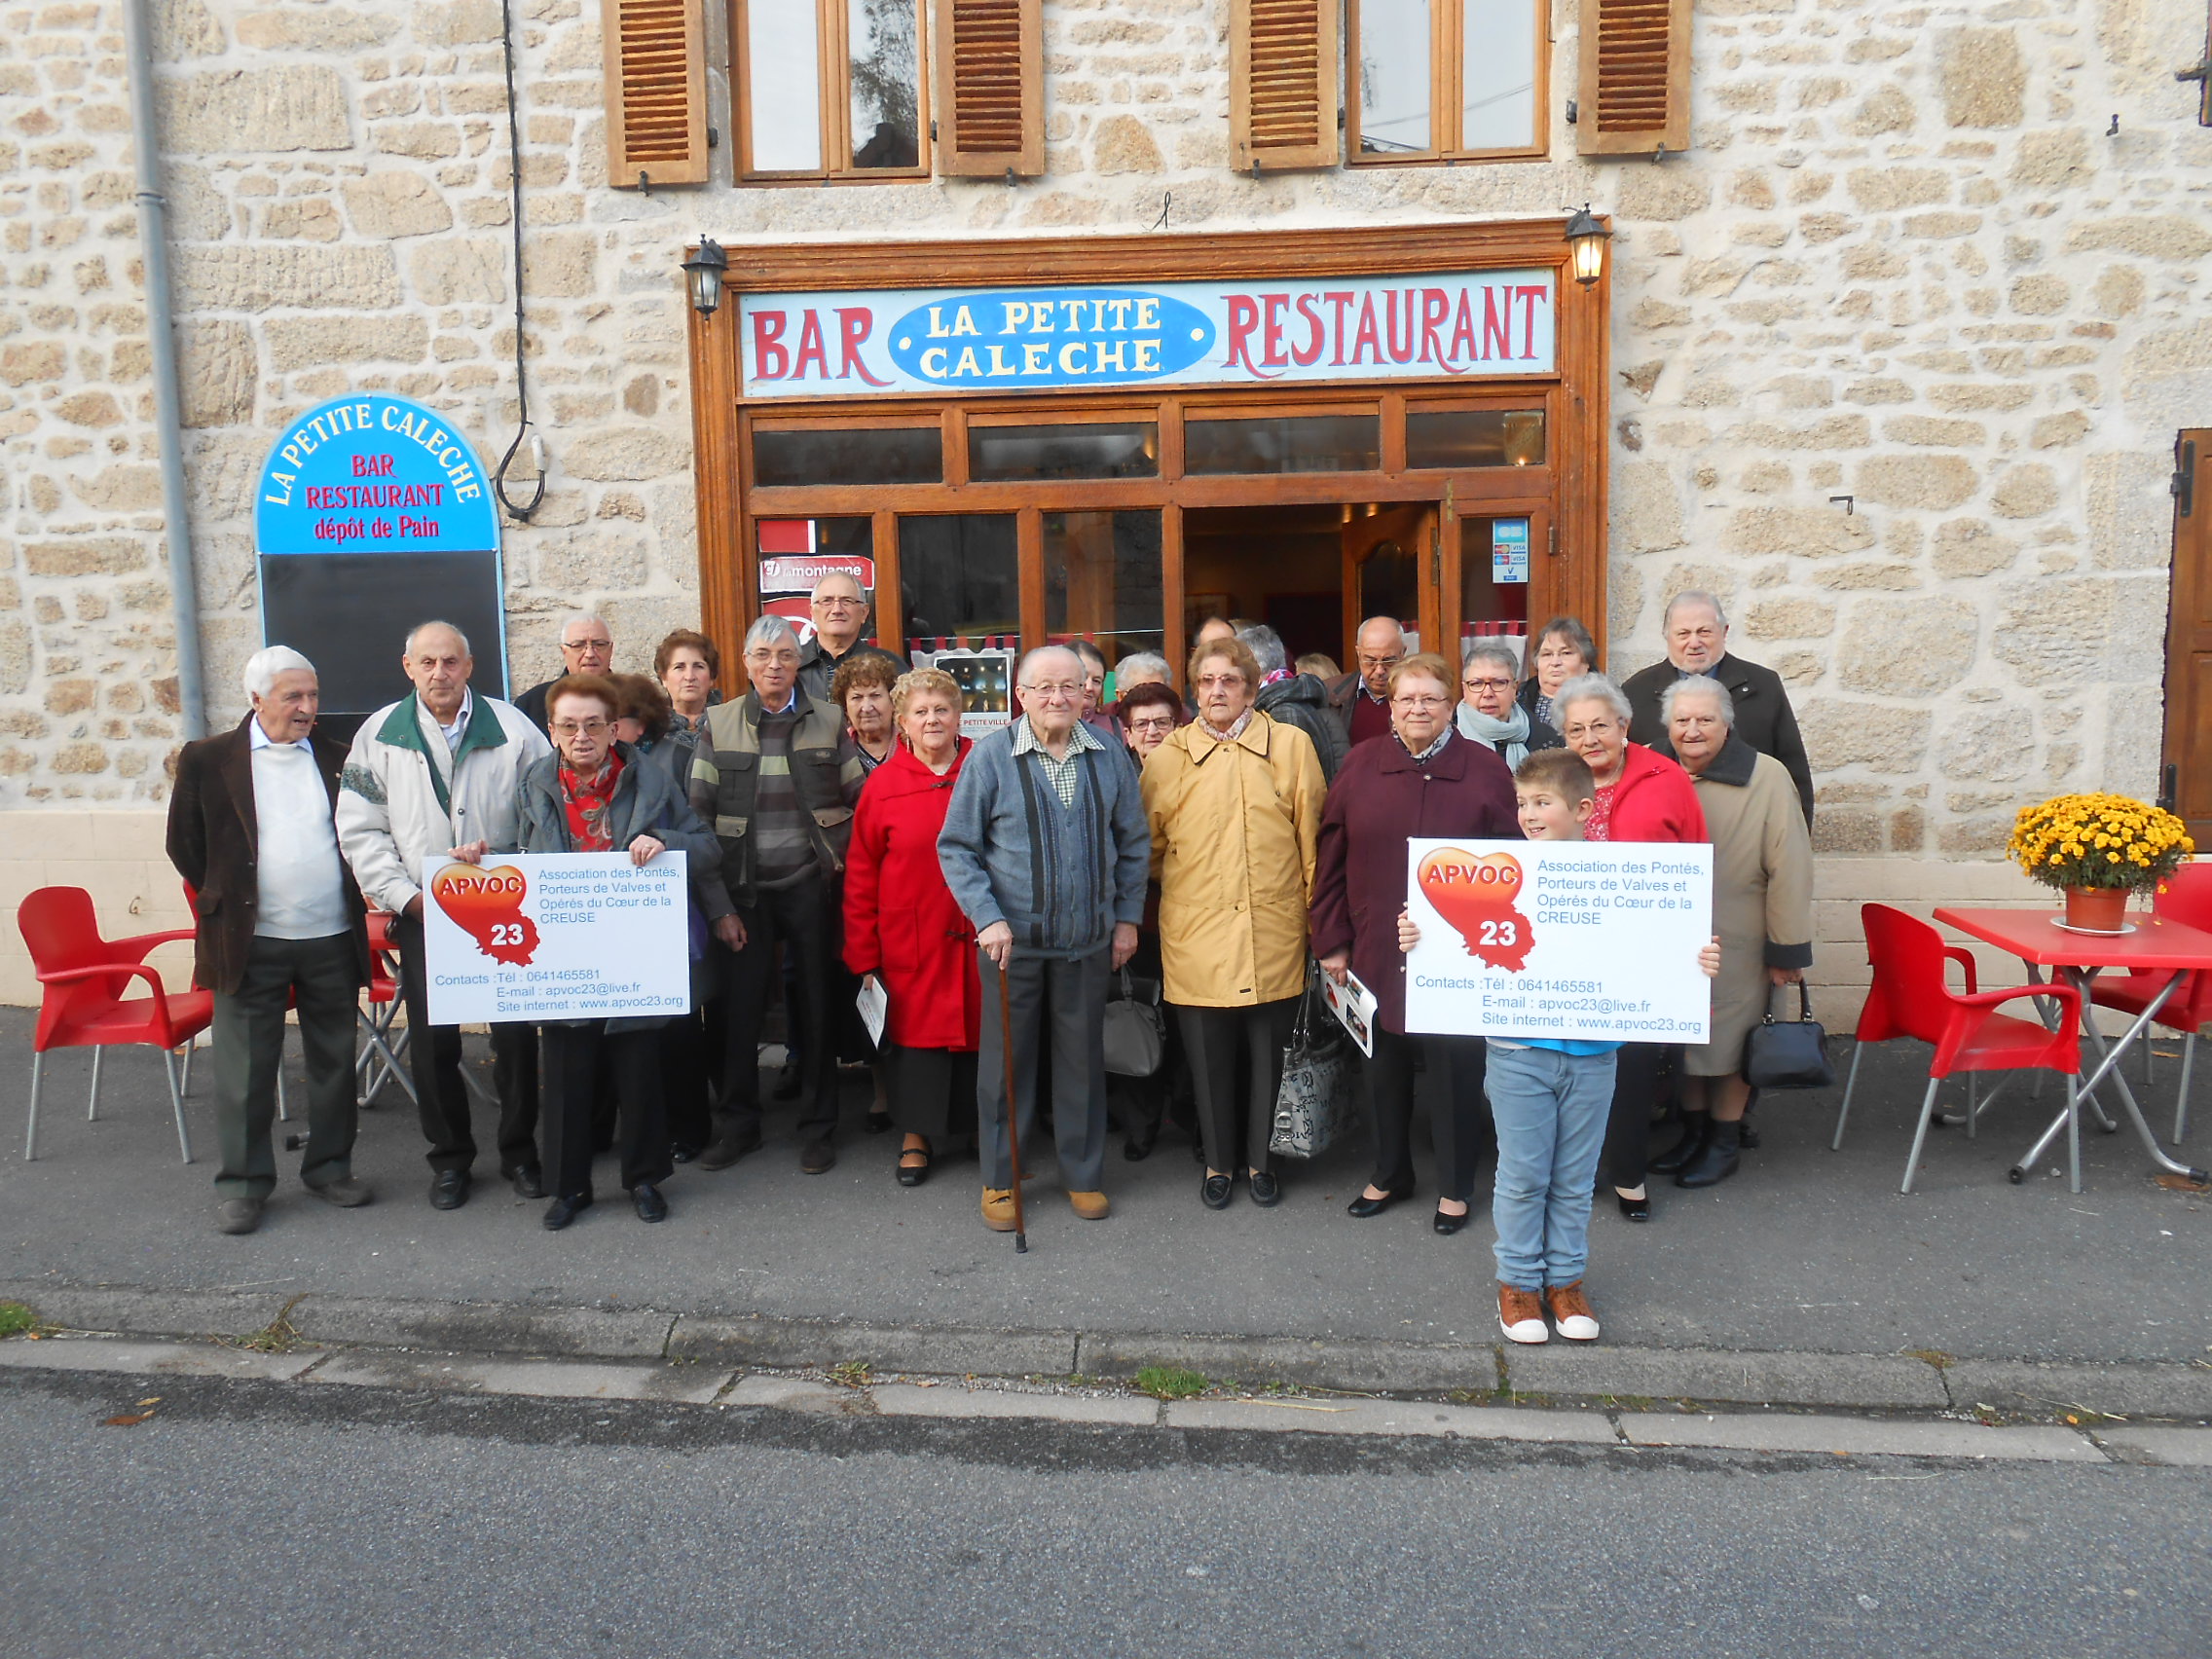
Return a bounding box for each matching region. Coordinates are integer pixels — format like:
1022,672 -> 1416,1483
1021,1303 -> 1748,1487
737,0 -> 929,180
1348,0 -> 1546,163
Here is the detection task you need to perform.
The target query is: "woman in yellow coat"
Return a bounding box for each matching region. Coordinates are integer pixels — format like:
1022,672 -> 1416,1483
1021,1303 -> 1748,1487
1142,635 -> 1327,1209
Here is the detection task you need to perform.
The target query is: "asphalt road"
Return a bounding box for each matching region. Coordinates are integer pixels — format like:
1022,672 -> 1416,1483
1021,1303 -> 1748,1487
4,1369 -> 2206,1658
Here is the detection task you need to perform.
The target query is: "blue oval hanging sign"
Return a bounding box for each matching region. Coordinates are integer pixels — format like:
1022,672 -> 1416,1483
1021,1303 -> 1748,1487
880,287 -> 1215,389
254,393 -> 500,556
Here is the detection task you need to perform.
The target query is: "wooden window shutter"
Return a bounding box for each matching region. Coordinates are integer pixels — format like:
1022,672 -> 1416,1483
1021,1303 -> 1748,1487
1576,0 -> 1691,156
604,0 -> 710,187
1231,0 -> 1340,170
936,0 -> 1043,176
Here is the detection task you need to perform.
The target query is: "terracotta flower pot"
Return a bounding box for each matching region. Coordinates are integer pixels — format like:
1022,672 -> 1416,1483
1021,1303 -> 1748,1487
2063,886 -> 2129,932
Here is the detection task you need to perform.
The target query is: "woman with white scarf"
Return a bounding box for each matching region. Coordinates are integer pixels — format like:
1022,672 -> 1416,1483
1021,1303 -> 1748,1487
1456,640 -> 1564,766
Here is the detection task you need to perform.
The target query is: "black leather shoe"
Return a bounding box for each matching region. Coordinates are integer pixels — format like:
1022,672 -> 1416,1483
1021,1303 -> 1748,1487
429,1170 -> 470,1210
542,1193 -> 592,1231
668,1141 -> 700,1165
1615,1189 -> 1652,1222
799,1137 -> 836,1175
1248,1170 -> 1280,1207
896,1140 -> 931,1188
1647,1114 -> 1711,1175
1432,1203 -> 1472,1235
1675,1125 -> 1742,1189
697,1130 -> 762,1171
1346,1183 -> 1412,1218
866,1109 -> 893,1135
508,1165 -> 544,1200
1123,1126 -> 1158,1162
771,1059 -> 803,1102
1201,1172 -> 1234,1209
631,1183 -> 668,1223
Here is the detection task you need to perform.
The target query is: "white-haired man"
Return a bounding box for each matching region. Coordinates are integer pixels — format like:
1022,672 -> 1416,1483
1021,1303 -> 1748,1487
796,571 -> 903,704
689,613 -> 868,1175
336,620 -> 553,1210
515,612 -> 614,734
1325,615 -> 1408,752
938,645 -> 1150,1230
166,646 -> 373,1235
1622,590 -> 1813,826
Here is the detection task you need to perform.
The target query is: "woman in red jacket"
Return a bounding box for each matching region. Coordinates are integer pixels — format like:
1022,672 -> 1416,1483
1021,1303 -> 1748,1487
843,669 -> 978,1187
1553,674 -> 1710,1222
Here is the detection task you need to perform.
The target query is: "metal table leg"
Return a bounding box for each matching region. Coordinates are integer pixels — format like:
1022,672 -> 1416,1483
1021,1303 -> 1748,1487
2011,970 -> 2211,1188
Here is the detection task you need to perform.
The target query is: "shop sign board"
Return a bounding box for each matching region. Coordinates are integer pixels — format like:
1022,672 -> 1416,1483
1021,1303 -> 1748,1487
739,271 -> 1557,398
256,394 -> 498,554
915,647 -> 1016,739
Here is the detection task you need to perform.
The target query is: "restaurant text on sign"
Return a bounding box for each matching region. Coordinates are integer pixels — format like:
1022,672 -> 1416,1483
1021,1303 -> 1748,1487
254,393 -> 500,556
738,271 -> 1558,398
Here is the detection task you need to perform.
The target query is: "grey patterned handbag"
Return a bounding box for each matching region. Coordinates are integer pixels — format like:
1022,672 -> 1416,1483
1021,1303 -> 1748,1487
1270,969 -> 1355,1159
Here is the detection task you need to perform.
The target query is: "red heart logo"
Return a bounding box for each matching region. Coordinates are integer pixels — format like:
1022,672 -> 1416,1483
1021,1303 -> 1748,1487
431,864 -> 539,966
1416,847 -> 1533,971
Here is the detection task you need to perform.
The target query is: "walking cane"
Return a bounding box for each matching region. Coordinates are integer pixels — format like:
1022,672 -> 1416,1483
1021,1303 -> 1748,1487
995,951 -> 1028,1254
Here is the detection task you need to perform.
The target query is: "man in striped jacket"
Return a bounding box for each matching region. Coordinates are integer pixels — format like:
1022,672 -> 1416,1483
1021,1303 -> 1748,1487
688,615 -> 866,1177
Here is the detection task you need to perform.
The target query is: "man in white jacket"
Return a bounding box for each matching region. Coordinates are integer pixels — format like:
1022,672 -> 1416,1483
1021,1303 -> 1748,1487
337,621 -> 552,1210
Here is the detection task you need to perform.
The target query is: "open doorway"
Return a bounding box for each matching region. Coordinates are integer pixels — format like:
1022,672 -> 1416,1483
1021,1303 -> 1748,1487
1183,502 -> 1435,672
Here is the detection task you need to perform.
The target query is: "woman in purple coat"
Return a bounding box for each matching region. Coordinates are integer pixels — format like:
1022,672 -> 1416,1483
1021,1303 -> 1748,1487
1309,653 -> 1522,1235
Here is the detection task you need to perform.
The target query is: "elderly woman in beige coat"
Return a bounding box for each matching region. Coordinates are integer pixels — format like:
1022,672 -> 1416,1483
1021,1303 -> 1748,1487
1656,675 -> 1813,1190
1143,635 -> 1326,1210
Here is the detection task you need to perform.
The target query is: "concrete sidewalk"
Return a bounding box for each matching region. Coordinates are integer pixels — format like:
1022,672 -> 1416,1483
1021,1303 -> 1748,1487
2,1007 -> 2208,1407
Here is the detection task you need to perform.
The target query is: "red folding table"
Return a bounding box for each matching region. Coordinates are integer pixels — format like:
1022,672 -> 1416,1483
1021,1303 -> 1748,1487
1934,906 -> 2212,1192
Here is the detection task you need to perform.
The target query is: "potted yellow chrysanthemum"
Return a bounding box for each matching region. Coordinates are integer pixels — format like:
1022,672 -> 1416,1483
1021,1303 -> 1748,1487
2006,793 -> 2194,932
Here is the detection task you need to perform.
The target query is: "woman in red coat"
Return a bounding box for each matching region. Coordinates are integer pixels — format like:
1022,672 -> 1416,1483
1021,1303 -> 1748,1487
843,668 -> 978,1187
1553,673 -> 1711,1222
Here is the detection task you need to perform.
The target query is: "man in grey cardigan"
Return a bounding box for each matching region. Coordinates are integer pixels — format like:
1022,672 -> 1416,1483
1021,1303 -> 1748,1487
939,645 -> 1149,1230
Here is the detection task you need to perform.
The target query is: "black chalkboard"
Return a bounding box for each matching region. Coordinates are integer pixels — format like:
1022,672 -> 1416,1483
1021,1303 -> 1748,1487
259,551 -> 509,741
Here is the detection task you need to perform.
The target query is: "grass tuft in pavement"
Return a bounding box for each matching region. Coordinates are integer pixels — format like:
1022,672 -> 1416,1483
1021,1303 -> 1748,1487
826,1360 -> 874,1389
228,1293 -> 312,1355
0,1301 -> 35,1338
1132,1366 -> 1208,1400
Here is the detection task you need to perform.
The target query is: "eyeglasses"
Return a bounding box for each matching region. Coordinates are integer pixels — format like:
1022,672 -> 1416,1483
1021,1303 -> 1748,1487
550,719 -> 610,737
565,638 -> 611,652
1129,715 -> 1176,732
1393,695 -> 1452,712
1195,674 -> 1247,691
1020,682 -> 1082,700
1461,677 -> 1514,692
814,597 -> 864,609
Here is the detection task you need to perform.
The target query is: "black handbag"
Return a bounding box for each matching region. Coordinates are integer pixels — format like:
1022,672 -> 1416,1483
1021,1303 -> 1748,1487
1101,969 -> 1166,1079
1743,980 -> 1834,1090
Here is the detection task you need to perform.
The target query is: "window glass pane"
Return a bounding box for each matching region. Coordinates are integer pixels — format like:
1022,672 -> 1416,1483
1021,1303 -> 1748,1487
1460,0 -> 1536,150
756,517 -> 879,646
747,0 -> 823,171
898,514 -> 1020,658
1045,511 -> 1163,671
1359,543 -> 1418,639
1459,517 -> 1531,632
971,423 -> 1160,482
848,0 -> 921,167
1358,0 -> 1432,153
754,426 -> 941,487
1405,408 -> 1546,468
1185,415 -> 1382,475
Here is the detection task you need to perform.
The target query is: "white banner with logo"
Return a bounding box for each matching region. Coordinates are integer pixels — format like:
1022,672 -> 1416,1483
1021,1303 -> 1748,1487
739,271 -> 1557,398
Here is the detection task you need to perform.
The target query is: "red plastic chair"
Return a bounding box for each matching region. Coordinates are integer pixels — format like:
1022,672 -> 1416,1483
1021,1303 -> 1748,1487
20,887 -> 212,1161
1832,903 -> 2084,1193
2088,864 -> 2212,1143
356,907 -> 416,1108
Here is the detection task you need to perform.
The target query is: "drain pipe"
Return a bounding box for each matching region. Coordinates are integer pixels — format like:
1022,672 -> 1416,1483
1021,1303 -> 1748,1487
122,0 -> 205,739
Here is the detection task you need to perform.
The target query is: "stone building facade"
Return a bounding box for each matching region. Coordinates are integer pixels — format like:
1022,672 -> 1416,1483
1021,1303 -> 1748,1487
0,0 -> 2205,1004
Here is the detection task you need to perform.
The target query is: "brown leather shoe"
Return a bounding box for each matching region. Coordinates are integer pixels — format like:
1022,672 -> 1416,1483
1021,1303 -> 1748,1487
981,1188 -> 1017,1232
1545,1280 -> 1600,1342
1497,1282 -> 1548,1344
1067,1190 -> 1110,1220
214,1197 -> 264,1235
305,1176 -> 373,1208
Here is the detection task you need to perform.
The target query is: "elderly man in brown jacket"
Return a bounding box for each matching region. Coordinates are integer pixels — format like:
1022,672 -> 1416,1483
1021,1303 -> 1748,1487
166,645 -> 372,1235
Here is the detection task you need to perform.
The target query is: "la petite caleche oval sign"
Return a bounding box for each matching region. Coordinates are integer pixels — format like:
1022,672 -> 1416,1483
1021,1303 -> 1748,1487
883,288 -> 1214,389
254,393 -> 499,556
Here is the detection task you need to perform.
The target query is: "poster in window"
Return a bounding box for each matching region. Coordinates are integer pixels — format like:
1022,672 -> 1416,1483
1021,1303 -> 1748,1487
1491,519 -> 1530,585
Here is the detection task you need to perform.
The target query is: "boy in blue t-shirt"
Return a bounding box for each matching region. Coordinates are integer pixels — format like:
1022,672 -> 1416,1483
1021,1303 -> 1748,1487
1400,747 -> 1717,1345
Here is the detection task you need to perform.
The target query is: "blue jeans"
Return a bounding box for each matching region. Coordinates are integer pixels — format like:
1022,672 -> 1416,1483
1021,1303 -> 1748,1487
1484,1042 -> 1617,1290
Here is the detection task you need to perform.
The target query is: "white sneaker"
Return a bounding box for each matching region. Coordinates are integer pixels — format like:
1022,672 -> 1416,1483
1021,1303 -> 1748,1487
1497,1282 -> 1549,1344
1547,1279 -> 1600,1342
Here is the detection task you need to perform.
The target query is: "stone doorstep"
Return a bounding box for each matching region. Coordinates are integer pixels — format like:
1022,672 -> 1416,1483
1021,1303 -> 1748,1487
7,1335 -> 2207,1465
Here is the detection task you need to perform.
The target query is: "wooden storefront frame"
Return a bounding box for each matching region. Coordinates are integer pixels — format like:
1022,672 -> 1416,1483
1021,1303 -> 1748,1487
686,220 -> 1609,682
